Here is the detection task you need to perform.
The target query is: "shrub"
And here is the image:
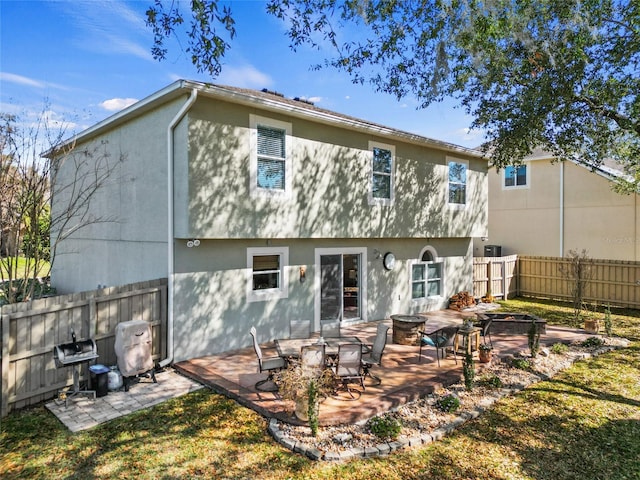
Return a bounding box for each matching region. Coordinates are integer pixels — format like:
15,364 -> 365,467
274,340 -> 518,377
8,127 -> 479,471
582,336 -> 605,348
551,343 -> 569,354
603,304 -> 613,337
368,415 -> 402,440
462,352 -> 475,390
436,393 -> 460,413
528,320 -> 541,358
480,374 -> 504,388
511,357 -> 531,370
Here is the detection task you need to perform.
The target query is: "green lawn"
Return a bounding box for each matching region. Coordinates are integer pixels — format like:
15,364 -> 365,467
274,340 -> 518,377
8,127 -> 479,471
1,298 -> 639,479
0,256 -> 50,280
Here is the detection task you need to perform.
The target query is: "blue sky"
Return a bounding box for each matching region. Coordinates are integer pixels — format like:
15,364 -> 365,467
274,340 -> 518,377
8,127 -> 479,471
1,0 -> 484,148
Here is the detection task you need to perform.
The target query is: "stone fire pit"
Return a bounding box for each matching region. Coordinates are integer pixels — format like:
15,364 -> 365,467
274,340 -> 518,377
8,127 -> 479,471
476,312 -> 546,335
391,314 -> 426,345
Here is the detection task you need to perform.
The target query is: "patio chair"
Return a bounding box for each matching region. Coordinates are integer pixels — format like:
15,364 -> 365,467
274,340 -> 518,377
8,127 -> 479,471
334,343 -> 365,399
289,319 -> 311,339
361,323 -> 389,386
300,344 -> 326,376
477,317 -> 493,347
249,326 -> 286,391
320,320 -> 341,338
419,326 -> 459,366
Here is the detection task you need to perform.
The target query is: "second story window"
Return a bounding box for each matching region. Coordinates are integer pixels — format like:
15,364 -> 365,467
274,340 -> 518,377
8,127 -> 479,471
448,159 -> 467,205
257,125 -> 286,190
250,115 -> 292,198
369,141 -> 395,206
504,164 -> 527,188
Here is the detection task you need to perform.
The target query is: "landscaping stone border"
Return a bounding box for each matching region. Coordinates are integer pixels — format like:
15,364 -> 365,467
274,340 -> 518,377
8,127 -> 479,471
267,343 -> 624,462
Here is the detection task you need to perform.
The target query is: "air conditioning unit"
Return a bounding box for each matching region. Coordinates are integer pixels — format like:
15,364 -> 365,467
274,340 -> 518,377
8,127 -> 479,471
484,245 -> 502,257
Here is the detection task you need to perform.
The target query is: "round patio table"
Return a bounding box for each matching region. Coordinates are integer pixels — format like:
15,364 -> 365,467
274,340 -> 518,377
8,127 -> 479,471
390,314 -> 426,345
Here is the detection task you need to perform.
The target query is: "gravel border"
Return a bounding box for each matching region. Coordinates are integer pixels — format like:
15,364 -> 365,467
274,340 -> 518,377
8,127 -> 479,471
267,339 -> 627,462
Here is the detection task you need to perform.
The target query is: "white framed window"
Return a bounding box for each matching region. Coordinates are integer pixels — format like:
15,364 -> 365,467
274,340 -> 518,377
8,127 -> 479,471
368,141 -> 395,206
447,157 -> 468,206
247,246 -> 289,302
250,115 -> 292,198
411,246 -> 443,301
504,164 -> 528,188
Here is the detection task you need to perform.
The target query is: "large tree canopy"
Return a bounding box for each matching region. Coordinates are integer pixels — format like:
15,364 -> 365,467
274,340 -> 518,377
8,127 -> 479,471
146,0 -> 640,192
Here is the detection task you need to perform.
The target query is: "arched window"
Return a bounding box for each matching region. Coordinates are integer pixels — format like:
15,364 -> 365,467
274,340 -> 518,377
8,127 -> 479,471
411,246 -> 443,300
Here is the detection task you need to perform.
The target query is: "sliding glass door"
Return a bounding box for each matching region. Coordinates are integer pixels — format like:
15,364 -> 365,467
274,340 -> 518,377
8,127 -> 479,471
317,249 -> 365,323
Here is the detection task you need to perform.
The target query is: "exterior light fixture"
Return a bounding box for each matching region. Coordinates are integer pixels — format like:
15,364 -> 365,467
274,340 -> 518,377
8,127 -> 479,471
299,266 -> 306,283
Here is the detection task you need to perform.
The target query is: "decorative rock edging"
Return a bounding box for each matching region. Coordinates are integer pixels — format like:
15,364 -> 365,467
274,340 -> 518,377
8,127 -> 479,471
267,341 -> 628,461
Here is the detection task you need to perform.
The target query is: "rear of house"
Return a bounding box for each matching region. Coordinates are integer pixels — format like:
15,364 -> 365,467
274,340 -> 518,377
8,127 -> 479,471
51,80 -> 487,362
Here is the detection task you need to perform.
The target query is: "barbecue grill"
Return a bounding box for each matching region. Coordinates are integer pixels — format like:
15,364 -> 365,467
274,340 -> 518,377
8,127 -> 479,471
114,319 -> 157,391
53,329 -> 99,406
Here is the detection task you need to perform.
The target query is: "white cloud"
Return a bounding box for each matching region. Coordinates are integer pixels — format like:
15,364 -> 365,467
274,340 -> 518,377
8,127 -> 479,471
0,72 -> 69,91
307,96 -> 322,104
99,98 -> 138,112
217,64 -> 273,89
0,72 -> 45,88
59,1 -> 153,61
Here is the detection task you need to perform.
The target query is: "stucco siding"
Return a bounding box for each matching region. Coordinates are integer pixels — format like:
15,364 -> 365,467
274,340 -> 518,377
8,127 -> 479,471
485,159 -> 640,260
171,237 -> 472,361
51,97 -> 189,293
176,97 -> 487,241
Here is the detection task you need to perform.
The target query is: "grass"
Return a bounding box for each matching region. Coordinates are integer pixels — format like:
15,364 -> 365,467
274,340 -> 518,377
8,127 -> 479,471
0,256 -> 50,280
1,297 -> 639,479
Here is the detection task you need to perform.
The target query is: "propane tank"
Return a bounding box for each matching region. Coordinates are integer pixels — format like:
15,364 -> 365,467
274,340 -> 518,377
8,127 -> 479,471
107,366 -> 123,391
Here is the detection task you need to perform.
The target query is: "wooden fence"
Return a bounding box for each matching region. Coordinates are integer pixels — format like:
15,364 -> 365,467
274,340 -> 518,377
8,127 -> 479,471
472,255 -> 519,300
1,278 -> 167,417
517,256 -> 640,309
473,255 -> 640,309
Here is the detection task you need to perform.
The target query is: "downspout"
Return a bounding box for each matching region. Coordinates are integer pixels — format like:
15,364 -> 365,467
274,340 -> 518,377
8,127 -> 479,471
159,87 -> 198,368
559,161 -> 565,257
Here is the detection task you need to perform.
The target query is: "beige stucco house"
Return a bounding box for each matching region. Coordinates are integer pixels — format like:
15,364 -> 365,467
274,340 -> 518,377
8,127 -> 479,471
476,149 -> 640,261
51,80 -> 487,362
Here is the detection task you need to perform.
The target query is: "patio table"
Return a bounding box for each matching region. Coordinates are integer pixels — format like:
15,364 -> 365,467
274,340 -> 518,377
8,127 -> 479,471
275,336 -> 363,359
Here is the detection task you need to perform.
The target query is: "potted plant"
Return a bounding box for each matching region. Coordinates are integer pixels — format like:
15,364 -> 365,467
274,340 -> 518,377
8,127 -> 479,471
478,343 -> 493,363
272,361 -> 334,434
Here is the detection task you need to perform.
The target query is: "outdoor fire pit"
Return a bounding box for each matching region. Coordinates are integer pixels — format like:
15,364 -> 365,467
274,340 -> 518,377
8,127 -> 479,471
391,314 -> 426,345
476,312 -> 546,335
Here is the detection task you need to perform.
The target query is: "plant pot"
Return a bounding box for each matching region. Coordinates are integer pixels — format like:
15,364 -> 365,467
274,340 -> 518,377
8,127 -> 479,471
584,318 -> 600,334
479,349 -> 492,363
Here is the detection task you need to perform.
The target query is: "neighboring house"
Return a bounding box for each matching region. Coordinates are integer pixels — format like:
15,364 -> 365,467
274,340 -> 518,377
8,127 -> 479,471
50,80 -> 487,362
476,148 -> 640,260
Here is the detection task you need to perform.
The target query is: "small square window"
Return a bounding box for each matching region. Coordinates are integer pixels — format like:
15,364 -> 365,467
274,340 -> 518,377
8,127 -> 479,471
504,165 -> 527,188
252,254 -> 281,290
247,247 -> 289,302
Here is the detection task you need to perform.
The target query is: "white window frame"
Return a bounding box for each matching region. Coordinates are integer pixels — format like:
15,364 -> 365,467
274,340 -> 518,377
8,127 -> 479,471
250,114 -> 293,198
247,246 -> 289,303
410,246 -> 444,303
368,141 -> 395,206
503,163 -> 529,189
313,247 -> 368,330
447,157 -> 468,209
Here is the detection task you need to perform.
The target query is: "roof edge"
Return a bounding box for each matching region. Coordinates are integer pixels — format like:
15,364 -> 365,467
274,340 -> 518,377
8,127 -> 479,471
51,79 -> 484,159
